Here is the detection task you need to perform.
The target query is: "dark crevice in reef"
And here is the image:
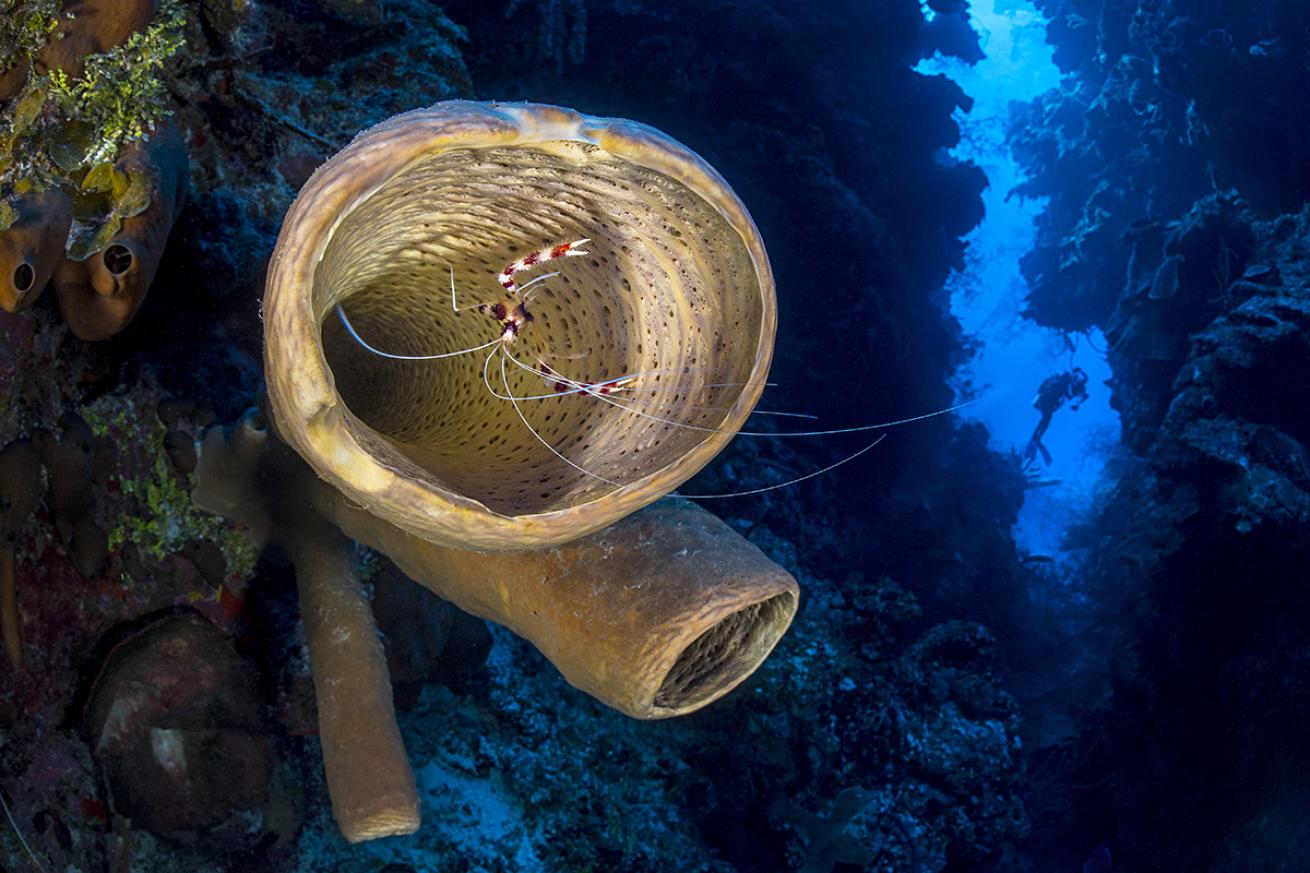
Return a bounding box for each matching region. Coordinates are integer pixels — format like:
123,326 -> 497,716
1011,1 -> 1310,869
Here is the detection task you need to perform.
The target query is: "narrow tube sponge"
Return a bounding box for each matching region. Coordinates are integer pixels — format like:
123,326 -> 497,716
312,485 -> 799,720
194,412 -> 419,842
264,100 -> 777,551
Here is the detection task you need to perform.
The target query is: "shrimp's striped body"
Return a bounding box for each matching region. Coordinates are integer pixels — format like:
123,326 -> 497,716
497,238 -> 590,294
476,238 -> 590,341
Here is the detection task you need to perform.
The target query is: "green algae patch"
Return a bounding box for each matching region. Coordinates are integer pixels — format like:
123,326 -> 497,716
82,391 -> 258,584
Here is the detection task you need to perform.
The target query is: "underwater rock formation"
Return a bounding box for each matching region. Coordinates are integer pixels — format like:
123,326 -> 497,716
82,609 -> 273,836
0,315 -> 266,870
1012,1 -> 1310,868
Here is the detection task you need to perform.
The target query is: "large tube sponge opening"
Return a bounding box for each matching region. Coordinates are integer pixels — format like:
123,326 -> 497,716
266,101 -> 776,550
653,592 -> 797,711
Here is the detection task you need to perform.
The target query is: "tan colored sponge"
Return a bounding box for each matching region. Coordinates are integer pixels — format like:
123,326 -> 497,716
264,100 -> 776,551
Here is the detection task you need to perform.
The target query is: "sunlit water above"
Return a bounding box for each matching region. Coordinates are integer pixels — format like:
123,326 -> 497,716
919,0 -> 1120,558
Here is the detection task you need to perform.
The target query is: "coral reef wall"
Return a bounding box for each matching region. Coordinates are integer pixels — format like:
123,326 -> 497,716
1012,1 -> 1310,868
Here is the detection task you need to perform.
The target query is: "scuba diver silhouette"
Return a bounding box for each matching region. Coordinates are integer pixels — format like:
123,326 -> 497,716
1024,367 -> 1090,466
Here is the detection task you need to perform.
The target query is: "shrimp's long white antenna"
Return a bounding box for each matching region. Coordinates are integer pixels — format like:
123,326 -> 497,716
518,271 -> 560,300
492,347 -> 620,486
678,435 -> 887,499
751,410 -> 819,420
598,392 -> 977,437
535,359 -> 1002,438
336,304 -> 501,361
495,349 -> 884,497
0,786 -> 47,873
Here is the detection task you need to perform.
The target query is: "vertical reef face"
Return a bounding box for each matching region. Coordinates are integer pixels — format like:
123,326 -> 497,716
1015,1 -> 1310,867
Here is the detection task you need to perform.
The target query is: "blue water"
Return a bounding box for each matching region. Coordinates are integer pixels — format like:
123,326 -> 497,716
920,0 -> 1120,557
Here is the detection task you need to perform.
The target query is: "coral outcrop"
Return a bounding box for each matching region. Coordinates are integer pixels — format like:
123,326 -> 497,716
82,609 -> 273,837
0,316 -> 267,871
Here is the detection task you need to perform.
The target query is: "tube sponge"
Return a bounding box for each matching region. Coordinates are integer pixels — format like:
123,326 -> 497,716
0,187 -> 73,313
264,100 -> 776,551
0,1 -> 158,103
314,487 -> 799,719
52,118 -> 188,340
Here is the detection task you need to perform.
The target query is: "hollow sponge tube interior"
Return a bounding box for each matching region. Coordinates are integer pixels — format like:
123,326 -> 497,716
319,143 -> 761,517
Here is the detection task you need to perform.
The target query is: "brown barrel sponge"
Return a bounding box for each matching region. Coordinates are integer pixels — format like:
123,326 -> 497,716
264,100 -> 776,551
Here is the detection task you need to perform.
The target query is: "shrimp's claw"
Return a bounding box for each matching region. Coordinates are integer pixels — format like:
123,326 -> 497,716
499,238 -> 593,293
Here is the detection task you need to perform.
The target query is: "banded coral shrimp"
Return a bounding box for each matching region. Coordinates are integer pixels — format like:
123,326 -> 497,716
331,237 -> 968,504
